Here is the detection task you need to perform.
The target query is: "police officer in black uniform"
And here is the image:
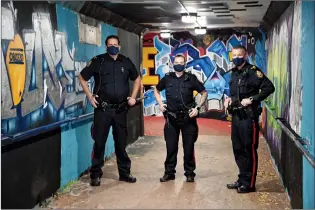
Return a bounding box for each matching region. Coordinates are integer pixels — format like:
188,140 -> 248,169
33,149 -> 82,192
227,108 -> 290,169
154,54 -> 208,183
79,35 -> 141,186
224,45 -> 275,193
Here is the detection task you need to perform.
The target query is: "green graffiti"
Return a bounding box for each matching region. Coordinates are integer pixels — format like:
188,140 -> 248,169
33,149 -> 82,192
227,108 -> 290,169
267,38 -> 289,141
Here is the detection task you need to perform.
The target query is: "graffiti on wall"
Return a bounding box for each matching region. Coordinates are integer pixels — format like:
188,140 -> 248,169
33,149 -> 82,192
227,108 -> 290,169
1,2 -> 114,135
142,29 -> 267,119
264,1 -> 302,156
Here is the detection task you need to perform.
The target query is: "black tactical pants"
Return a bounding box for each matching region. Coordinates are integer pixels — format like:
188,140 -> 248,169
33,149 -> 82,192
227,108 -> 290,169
164,116 -> 198,177
90,108 -> 131,179
231,112 -> 259,188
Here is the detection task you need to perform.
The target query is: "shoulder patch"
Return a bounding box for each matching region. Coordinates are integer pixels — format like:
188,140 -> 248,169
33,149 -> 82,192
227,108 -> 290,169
256,70 -> 263,78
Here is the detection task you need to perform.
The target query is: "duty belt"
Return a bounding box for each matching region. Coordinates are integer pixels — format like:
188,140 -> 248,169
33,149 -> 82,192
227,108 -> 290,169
164,110 -> 190,125
97,99 -> 127,112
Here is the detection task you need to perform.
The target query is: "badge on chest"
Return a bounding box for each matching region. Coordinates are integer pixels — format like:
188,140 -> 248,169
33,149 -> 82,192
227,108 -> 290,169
121,67 -> 124,73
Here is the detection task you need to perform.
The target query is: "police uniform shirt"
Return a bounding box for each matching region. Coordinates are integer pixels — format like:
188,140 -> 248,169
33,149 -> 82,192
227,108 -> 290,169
156,72 -> 206,112
80,53 -> 139,104
229,62 -> 275,103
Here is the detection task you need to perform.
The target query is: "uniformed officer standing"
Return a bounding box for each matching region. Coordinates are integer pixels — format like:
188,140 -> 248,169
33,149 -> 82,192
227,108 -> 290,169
79,35 -> 141,186
224,45 -> 275,193
154,54 -> 208,182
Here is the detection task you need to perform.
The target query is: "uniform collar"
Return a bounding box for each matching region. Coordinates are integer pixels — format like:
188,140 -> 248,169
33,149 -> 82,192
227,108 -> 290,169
234,62 -> 251,73
105,53 -> 124,61
170,72 -> 190,81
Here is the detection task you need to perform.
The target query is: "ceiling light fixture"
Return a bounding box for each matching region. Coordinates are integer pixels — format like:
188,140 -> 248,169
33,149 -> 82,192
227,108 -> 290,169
160,32 -> 171,38
178,0 -> 200,25
181,13 -> 197,23
195,27 -> 207,35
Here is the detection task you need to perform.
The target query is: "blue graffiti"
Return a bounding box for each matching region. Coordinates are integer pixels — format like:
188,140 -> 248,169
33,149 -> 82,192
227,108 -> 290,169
204,70 -> 227,100
154,36 -> 171,61
143,32 -> 267,116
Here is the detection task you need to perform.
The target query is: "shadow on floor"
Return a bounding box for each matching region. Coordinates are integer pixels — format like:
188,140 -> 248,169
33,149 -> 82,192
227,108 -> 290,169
256,179 -> 285,193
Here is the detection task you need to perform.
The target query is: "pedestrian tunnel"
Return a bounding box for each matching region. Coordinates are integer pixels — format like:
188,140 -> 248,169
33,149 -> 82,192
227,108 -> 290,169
1,0 -> 314,209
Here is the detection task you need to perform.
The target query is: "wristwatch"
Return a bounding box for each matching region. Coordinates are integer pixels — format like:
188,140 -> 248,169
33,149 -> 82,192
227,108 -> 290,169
249,97 -> 253,101
195,106 -> 200,111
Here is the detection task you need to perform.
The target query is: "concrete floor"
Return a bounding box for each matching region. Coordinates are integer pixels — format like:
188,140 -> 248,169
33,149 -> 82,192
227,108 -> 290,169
49,117 -> 291,209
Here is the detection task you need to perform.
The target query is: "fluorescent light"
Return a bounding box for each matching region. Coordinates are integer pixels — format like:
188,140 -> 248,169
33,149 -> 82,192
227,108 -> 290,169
195,27 -> 207,35
181,13 -> 197,23
160,32 -> 171,38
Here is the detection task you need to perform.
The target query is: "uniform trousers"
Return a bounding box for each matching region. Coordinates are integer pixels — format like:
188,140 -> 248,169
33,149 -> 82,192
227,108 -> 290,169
164,116 -> 199,177
231,112 -> 259,188
90,108 -> 131,179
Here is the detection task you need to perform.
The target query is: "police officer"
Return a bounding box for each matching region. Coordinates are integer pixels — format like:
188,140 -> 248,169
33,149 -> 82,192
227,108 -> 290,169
154,54 -> 208,182
224,45 -> 275,193
79,35 -> 141,186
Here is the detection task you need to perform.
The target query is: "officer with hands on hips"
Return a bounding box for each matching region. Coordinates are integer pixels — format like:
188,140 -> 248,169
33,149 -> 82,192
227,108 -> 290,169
224,45 -> 275,193
79,35 -> 141,186
154,53 -> 208,183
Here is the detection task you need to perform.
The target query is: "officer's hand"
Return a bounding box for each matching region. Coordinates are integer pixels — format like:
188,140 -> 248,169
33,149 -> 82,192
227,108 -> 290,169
224,97 -> 232,108
241,98 -> 252,107
189,108 -> 198,118
88,95 -> 99,108
159,103 -> 167,112
127,97 -> 136,106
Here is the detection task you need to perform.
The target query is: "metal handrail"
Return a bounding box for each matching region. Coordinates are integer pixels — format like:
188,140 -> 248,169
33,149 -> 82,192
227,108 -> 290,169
263,101 -> 315,169
1,113 -> 94,146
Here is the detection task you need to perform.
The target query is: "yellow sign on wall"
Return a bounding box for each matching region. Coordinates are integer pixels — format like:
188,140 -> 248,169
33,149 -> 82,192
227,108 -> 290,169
6,34 -> 26,106
142,47 -> 159,85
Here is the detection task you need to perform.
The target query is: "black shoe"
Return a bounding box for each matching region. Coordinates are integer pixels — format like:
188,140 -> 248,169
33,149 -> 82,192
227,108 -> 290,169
237,185 -> 256,193
226,181 -> 241,189
186,176 -> 195,182
119,174 -> 137,183
160,174 -> 175,182
90,177 -> 101,186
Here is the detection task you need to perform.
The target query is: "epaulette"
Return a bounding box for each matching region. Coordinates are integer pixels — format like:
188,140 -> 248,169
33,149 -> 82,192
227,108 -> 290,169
250,65 -> 257,70
87,56 -> 98,67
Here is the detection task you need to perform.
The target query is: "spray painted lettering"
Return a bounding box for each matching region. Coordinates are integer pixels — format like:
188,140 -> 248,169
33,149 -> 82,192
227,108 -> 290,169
1,2 -> 93,135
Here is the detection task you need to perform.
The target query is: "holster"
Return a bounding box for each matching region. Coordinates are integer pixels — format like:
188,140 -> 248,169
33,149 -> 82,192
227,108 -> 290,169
115,102 -> 128,113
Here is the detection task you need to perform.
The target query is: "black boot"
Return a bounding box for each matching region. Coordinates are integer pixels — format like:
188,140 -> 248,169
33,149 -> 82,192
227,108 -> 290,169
226,181 -> 241,189
90,177 -> 101,186
160,174 -> 175,182
119,174 -> 137,183
186,176 -> 195,182
237,185 -> 256,193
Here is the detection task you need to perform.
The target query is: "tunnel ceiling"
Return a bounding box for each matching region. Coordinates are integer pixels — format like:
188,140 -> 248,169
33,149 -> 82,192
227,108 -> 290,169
96,0 -> 271,31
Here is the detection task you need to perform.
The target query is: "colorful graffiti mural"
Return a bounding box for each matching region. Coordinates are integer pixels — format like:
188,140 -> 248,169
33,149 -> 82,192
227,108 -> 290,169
1,2 -> 116,135
264,1 -> 303,156
142,29 -> 267,119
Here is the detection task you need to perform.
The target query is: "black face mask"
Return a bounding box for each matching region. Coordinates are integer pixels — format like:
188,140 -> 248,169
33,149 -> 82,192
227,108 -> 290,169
173,64 -> 185,72
107,46 -> 119,55
232,57 -> 245,66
